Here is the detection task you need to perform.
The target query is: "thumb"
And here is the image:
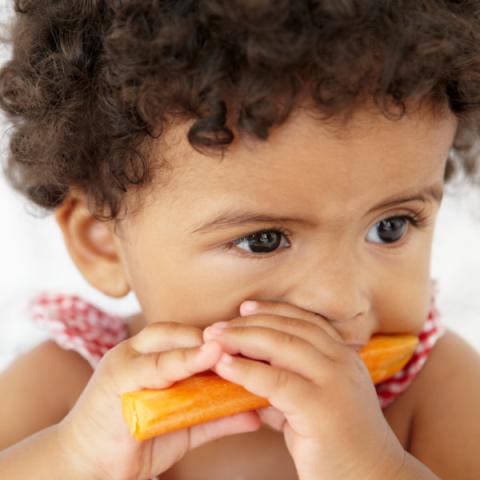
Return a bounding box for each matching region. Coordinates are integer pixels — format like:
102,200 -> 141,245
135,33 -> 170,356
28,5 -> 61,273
189,410 -> 262,449
257,406 -> 286,432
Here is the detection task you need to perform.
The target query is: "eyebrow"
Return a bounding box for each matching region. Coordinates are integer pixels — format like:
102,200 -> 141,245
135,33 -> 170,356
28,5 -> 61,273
190,182 -> 444,234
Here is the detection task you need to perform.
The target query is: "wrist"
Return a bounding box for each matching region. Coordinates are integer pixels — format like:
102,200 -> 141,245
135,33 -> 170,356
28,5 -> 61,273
366,432 -> 440,480
0,423 -> 100,480
54,420 -> 102,480
392,452 -> 441,480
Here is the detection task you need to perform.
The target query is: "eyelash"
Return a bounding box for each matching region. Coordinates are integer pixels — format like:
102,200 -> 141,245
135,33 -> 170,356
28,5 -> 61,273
222,208 -> 431,260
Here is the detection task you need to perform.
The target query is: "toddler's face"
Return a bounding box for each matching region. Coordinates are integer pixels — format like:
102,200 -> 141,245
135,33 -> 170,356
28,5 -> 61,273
113,102 -> 457,344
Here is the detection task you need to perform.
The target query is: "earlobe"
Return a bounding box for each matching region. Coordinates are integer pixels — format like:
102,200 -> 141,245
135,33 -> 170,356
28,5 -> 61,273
55,194 -> 131,298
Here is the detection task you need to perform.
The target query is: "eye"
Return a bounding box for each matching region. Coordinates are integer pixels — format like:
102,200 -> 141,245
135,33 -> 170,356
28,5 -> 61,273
231,228 -> 291,255
366,216 -> 411,244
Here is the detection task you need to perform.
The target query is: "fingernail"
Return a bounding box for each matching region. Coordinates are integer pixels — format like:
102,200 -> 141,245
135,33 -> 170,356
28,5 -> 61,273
240,300 -> 257,315
204,321 -> 229,337
196,341 -> 219,361
196,342 -> 213,359
219,353 -> 234,364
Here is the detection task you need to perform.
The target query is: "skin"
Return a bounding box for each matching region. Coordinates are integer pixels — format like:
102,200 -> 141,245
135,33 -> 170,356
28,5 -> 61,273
107,100 -> 457,478
57,99 -> 457,480
3,98 -> 479,480
116,100 -> 453,342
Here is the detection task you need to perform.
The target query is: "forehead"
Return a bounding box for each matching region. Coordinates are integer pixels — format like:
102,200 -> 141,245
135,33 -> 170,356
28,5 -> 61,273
147,103 -> 458,214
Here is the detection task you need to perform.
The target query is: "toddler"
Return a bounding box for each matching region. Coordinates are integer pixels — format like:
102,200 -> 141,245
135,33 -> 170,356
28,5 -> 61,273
0,1 -> 480,479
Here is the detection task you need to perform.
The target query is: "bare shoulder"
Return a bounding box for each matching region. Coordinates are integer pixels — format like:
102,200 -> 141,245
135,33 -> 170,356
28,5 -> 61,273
408,328 -> 480,479
0,340 -> 93,450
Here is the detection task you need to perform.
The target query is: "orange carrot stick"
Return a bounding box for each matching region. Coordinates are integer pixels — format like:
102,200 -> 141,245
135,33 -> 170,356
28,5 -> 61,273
359,334 -> 419,384
122,334 -> 418,441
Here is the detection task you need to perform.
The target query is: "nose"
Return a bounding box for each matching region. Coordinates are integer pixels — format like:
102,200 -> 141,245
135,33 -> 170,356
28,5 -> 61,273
283,249 -> 371,325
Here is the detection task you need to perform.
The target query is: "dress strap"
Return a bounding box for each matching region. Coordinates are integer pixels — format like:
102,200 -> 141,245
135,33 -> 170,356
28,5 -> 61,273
31,292 -> 128,369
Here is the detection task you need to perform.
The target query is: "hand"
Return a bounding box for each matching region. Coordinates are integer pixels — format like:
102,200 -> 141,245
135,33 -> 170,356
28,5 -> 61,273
203,300 -> 406,480
56,322 -> 261,480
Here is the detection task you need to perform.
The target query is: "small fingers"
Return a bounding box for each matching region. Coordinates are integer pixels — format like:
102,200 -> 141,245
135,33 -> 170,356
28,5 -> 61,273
129,321 -> 204,354
240,300 -> 343,343
123,341 -> 223,392
205,325 -> 333,383
205,315 -> 341,360
212,353 -> 312,417
188,411 -> 261,450
256,406 -> 286,432
100,320 -> 223,394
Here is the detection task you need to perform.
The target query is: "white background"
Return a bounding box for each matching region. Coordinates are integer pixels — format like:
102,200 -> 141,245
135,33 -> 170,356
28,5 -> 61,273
0,1 -> 479,372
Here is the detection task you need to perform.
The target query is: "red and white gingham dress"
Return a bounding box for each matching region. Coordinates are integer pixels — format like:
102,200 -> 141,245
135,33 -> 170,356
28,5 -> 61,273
30,290 -> 446,409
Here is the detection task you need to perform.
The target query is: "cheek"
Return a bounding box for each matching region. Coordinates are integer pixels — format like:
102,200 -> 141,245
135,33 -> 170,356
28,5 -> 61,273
378,282 -> 433,335
122,243 -> 285,327
374,249 -> 434,334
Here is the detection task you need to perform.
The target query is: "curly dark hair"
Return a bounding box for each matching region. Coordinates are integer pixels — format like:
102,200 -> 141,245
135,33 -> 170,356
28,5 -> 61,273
1,0 -> 480,219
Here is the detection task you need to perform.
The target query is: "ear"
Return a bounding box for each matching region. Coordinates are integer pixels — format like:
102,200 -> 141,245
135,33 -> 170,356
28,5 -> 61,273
54,193 -> 130,298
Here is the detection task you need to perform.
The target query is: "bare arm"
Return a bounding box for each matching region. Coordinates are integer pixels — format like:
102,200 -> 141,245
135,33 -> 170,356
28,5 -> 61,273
0,423 -> 95,480
0,341 -> 96,478
349,330 -> 477,480
0,340 -> 92,449
408,330 -> 480,479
